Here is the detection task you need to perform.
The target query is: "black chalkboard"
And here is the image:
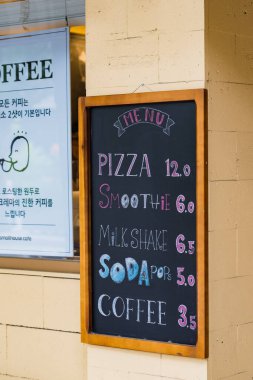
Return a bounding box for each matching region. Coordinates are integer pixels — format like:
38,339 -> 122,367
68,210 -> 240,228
80,90 -> 207,358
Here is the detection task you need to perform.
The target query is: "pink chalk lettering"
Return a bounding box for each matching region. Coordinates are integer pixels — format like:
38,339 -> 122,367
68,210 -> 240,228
161,196 -> 165,210
183,164 -> 191,176
123,111 -> 134,127
176,234 -> 186,253
114,107 -> 175,137
156,111 -> 165,126
99,183 -> 110,208
133,108 -> 141,123
190,316 -> 197,330
178,304 -> 188,327
164,194 -> 170,211
177,267 -> 185,286
188,241 -> 195,254
188,275 -> 195,287
145,108 -> 155,123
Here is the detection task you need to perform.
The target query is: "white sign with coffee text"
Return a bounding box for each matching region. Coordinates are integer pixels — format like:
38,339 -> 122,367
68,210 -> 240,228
0,28 -> 73,256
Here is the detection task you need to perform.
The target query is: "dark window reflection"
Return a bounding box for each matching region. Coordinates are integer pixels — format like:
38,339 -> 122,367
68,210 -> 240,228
70,31 -> 85,254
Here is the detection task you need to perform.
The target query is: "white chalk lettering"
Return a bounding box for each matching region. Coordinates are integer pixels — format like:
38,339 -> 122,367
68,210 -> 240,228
97,153 -> 152,177
97,296 -> 167,325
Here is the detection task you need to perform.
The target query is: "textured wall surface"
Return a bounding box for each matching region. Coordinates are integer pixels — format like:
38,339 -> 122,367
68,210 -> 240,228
206,1 -> 253,379
0,1 -> 208,380
0,0 -> 207,379
2,0 -> 253,379
0,271 -> 86,380
86,0 -> 205,96
85,1 -> 207,379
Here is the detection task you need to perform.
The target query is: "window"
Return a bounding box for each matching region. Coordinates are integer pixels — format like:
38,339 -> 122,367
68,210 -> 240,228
0,24 -> 85,273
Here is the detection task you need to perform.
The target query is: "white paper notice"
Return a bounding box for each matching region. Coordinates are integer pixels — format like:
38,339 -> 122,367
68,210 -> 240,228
0,28 -> 73,257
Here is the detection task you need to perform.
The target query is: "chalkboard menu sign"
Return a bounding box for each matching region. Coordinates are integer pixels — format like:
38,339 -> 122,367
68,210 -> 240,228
80,90 -> 207,358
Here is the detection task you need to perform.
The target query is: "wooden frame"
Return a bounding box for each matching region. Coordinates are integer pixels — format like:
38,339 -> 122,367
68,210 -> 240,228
0,256 -> 79,273
0,0 -> 25,4
79,89 -> 208,358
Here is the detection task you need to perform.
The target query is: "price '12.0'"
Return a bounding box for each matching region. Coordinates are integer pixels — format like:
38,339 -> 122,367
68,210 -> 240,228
165,159 -> 191,177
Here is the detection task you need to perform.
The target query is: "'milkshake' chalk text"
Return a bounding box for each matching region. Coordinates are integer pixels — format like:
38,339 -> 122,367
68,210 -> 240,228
98,224 -> 168,252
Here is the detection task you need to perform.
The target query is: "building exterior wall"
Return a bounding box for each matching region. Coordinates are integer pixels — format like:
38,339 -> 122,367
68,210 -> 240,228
85,1 -> 207,380
0,0 -> 253,379
206,1 -> 253,379
0,1 -> 207,379
86,0 -> 205,96
0,1 -> 208,379
0,270 -> 85,380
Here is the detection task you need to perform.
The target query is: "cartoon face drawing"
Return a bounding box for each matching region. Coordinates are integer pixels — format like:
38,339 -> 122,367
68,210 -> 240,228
9,136 -> 29,172
0,135 -> 29,172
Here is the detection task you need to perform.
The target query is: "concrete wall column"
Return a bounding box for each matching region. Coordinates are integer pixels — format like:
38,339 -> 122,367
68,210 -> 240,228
86,1 -> 207,379
206,1 -> 253,379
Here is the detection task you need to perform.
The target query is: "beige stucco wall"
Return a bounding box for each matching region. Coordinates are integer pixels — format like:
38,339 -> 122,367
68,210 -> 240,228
0,1 -> 208,379
86,1 -> 207,380
207,1 -> 253,379
86,0 -> 205,96
0,270 -> 85,380
1,0 -> 253,379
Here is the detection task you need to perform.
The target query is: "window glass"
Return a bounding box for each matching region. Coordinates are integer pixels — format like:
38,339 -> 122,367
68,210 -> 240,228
0,26 -> 85,271
70,27 -> 86,256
